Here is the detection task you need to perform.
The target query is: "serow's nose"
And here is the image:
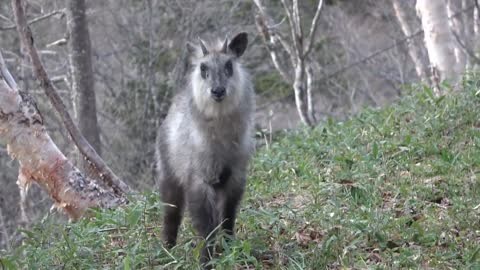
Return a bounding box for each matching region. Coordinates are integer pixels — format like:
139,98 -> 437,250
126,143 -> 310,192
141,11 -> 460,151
211,86 -> 226,101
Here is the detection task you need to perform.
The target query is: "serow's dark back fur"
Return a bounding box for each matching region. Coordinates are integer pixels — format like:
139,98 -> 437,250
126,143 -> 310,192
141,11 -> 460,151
155,32 -> 255,268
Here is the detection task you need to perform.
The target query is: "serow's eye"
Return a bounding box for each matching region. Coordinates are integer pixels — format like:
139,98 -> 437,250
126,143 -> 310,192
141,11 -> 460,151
225,60 -> 233,77
200,63 -> 208,79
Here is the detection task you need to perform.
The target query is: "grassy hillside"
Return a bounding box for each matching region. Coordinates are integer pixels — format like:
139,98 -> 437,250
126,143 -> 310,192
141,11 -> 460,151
1,81 -> 479,269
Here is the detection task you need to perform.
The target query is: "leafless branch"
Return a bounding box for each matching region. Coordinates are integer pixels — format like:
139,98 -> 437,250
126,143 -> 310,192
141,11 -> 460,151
0,14 -> 12,23
451,29 -> 480,64
254,10 -> 292,83
0,50 -> 18,91
0,9 -> 64,31
280,0 -> 299,60
292,0 -> 302,38
304,0 -> 324,56
12,0 -> 131,196
46,38 -> 68,47
274,31 -> 295,65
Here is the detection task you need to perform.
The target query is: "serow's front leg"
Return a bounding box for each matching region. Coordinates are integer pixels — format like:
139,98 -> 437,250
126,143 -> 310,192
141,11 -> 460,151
159,178 -> 185,248
187,182 -> 219,268
221,184 -> 244,238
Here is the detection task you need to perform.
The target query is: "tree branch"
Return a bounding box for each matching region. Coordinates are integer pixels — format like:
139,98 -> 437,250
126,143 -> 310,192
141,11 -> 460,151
280,0 -> 300,60
0,51 -> 18,91
0,9 -> 64,31
253,0 -> 293,83
274,31 -> 296,65
292,0 -> 303,52
0,14 -> 13,24
12,0 -> 132,196
304,0 -> 324,57
451,28 -> 480,65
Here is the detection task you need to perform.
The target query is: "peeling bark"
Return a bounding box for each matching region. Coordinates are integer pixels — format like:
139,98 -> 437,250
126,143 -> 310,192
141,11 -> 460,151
0,54 -> 127,219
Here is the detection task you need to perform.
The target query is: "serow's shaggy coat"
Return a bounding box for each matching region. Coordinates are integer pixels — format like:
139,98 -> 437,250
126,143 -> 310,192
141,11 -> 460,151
155,32 -> 255,267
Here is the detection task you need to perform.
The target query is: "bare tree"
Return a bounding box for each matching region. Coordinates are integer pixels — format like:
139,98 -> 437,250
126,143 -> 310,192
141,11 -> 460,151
253,0 -> 324,127
66,0 -> 102,175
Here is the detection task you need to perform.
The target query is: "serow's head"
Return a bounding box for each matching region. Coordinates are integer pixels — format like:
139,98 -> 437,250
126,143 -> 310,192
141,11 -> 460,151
188,32 -> 249,117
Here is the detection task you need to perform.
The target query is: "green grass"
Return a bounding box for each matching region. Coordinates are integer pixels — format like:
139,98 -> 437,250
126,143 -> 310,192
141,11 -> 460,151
1,79 -> 480,269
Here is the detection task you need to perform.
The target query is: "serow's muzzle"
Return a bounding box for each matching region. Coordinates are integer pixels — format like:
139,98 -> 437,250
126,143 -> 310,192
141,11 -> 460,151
211,86 -> 226,102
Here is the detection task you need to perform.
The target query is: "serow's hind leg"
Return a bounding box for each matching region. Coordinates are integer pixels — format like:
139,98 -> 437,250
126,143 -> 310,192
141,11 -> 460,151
160,178 -> 185,248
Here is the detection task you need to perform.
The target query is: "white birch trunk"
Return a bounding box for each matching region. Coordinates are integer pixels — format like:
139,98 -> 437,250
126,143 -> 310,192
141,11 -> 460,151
416,0 -> 461,85
293,61 -> 312,126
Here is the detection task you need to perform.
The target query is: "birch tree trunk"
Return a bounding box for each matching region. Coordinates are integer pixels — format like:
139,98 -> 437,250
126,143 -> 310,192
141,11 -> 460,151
416,0 -> 461,89
66,0 -> 102,164
0,54 -> 126,220
392,0 -> 429,82
293,59 -> 312,126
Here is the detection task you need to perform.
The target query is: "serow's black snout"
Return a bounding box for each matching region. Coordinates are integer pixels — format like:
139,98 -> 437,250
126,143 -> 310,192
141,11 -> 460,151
211,86 -> 226,102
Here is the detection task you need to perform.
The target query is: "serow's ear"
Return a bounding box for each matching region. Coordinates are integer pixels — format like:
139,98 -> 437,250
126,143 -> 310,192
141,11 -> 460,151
198,38 -> 209,56
228,32 -> 248,57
